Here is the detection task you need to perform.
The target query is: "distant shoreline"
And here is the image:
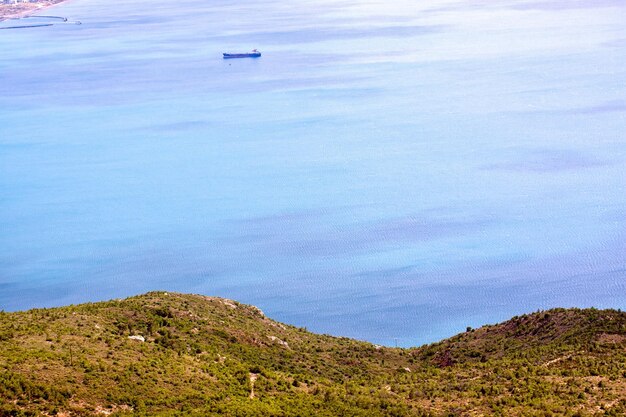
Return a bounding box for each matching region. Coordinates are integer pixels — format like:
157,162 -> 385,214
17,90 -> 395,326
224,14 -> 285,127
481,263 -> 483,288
0,0 -> 67,22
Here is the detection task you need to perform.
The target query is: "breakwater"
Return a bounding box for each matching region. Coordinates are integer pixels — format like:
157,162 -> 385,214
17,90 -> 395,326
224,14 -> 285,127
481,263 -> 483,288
0,14 -> 80,29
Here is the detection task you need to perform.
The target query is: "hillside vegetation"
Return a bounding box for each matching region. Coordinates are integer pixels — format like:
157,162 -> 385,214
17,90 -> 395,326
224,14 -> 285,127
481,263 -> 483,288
0,292 -> 625,416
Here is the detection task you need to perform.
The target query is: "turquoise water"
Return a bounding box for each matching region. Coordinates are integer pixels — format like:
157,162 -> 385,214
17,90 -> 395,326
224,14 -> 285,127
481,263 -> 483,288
1,0 -> 625,346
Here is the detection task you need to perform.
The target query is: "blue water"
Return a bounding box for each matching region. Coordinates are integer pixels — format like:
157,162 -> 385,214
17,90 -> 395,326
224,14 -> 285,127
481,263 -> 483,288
1,0 -> 625,346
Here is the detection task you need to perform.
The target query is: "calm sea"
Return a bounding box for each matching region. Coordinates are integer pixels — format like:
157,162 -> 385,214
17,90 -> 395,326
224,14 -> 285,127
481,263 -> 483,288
1,0 -> 625,346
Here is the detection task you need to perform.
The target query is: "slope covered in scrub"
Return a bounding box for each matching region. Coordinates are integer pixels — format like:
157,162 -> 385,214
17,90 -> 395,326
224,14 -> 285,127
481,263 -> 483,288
0,292 -> 624,416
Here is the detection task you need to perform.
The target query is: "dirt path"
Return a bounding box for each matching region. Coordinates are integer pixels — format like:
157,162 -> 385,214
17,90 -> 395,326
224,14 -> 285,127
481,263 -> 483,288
249,373 -> 258,399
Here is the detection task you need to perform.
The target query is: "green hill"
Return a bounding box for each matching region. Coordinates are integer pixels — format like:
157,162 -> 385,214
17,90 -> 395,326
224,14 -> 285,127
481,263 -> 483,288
1,292 -> 624,416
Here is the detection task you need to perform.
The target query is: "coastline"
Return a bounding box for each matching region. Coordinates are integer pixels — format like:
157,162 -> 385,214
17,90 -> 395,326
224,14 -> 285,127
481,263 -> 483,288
0,0 -> 67,22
